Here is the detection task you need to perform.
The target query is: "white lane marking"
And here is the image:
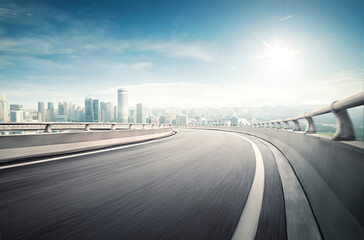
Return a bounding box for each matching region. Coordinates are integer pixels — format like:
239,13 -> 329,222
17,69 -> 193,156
257,138 -> 322,240
231,133 -> 265,240
0,131 -> 178,170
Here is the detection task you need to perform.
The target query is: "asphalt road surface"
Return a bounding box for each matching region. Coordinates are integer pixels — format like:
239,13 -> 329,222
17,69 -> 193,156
0,129 -> 287,240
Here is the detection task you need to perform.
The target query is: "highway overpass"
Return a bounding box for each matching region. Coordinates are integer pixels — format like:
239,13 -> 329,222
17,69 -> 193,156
0,93 -> 363,240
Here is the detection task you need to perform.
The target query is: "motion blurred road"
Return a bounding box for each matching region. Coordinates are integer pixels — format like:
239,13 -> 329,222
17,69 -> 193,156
0,129 -> 286,240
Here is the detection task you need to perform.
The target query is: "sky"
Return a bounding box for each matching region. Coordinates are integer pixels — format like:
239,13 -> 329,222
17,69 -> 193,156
0,0 -> 363,109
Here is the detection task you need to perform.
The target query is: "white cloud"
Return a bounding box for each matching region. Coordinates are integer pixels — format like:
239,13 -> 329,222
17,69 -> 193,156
0,35 -> 215,62
0,7 -> 14,19
113,62 -> 153,70
134,40 -> 215,61
279,15 -> 295,22
95,81 -> 355,108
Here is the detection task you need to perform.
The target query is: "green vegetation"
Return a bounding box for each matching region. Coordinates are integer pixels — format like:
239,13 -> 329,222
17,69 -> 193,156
316,132 -> 335,137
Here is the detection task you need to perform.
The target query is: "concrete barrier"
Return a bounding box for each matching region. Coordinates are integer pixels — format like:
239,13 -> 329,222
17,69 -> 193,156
0,128 -> 173,163
194,127 -> 364,240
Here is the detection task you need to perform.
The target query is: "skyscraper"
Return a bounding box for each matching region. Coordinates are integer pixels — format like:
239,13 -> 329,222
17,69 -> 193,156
118,88 -> 128,123
100,101 -> 106,122
103,102 -> 113,122
10,104 -> 24,122
0,94 -> 9,122
65,102 -> 72,121
114,106 -> 118,122
93,99 -> 100,122
58,102 -> 65,115
85,98 -> 93,122
38,102 -> 46,122
47,102 -> 55,122
136,103 -> 145,123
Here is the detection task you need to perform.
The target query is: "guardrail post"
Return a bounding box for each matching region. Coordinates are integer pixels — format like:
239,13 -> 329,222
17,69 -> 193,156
45,124 -> 52,133
304,117 -> 316,134
331,107 -> 355,141
276,122 -> 281,129
84,124 -> 90,131
142,124 -> 145,129
129,124 -> 132,129
151,124 -> 154,129
284,121 -> 290,129
111,124 -> 116,130
270,122 -> 275,128
292,120 -> 301,131
265,123 -> 270,128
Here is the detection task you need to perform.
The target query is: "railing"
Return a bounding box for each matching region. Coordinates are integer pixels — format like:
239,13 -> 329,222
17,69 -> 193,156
252,91 -> 364,141
0,122 -> 172,134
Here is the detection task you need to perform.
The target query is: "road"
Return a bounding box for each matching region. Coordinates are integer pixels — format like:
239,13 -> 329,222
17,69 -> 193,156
0,129 -> 289,240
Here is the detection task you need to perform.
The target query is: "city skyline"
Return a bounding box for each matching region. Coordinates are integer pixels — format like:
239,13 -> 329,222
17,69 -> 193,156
0,0 -> 363,108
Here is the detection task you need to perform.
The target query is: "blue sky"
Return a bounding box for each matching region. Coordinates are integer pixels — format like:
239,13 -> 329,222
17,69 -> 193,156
0,0 -> 363,108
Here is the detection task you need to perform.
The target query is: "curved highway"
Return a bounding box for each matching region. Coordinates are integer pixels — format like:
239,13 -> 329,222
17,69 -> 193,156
0,129 -> 318,240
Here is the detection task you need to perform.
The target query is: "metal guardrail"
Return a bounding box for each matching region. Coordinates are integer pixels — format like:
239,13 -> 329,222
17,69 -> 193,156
252,92 -> 364,141
0,122 -> 172,133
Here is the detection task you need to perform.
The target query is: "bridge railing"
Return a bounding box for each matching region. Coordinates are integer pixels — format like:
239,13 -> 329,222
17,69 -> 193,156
0,122 -> 172,133
253,91 -> 364,141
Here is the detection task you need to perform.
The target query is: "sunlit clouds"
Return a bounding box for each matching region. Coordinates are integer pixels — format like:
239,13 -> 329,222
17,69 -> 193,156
0,0 -> 363,109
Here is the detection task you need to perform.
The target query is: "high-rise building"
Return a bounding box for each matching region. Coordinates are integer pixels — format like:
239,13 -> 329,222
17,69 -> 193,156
100,101 -> 107,122
58,102 -> 65,115
128,109 -> 135,123
71,104 -> 76,121
75,107 -> 85,122
136,103 -> 145,123
113,106 -> 118,122
159,115 -> 166,124
105,102 -> 113,122
38,102 -> 46,122
118,88 -> 128,123
65,102 -> 72,121
10,104 -> 24,122
85,98 -> 93,122
0,94 -> 9,122
93,99 -> 100,122
47,102 -> 55,122
176,114 -> 188,126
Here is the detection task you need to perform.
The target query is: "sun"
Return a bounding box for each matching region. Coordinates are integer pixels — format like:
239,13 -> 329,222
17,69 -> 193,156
262,41 -> 297,69
269,47 -> 293,66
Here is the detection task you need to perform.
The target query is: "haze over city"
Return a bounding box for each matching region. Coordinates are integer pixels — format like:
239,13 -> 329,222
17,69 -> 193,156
1,0 -> 363,109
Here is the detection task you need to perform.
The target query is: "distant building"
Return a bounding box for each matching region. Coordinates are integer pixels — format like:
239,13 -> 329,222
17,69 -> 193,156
85,98 -> 93,122
0,94 -> 9,122
47,102 -> 55,122
10,104 -> 24,122
58,102 -> 65,115
128,109 -> 135,123
71,104 -> 76,121
100,101 -> 106,122
93,99 -> 100,122
38,102 -> 46,122
55,115 -> 68,122
118,88 -> 128,123
176,115 -> 188,126
65,102 -> 72,121
146,115 -> 159,124
113,106 -> 118,122
136,103 -> 145,123
75,107 -> 85,122
159,115 -> 166,124
231,116 -> 239,126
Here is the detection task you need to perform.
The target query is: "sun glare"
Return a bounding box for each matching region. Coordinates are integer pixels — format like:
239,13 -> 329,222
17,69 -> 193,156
261,40 -> 297,69
270,47 -> 293,66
